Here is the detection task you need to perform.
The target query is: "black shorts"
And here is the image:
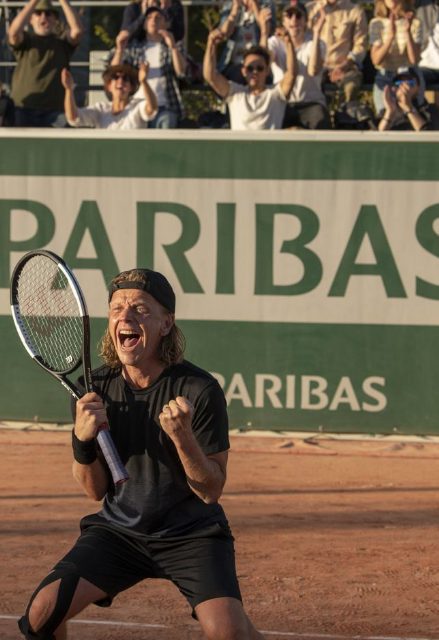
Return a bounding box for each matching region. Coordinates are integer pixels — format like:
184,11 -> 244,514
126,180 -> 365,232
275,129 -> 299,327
53,522 -> 242,615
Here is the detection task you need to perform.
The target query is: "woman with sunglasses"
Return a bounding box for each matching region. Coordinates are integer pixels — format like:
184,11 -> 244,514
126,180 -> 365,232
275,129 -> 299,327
61,62 -> 158,129
7,0 -> 83,127
378,68 -> 437,129
369,0 -> 423,116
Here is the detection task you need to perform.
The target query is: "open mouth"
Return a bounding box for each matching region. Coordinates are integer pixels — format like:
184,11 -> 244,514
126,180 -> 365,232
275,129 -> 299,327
118,330 -> 141,350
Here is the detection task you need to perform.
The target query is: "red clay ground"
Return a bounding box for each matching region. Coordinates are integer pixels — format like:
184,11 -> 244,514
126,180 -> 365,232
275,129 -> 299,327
2,428 -> 439,640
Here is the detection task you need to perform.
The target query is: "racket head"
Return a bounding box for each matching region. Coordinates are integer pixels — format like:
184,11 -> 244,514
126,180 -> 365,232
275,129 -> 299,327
10,250 -> 90,377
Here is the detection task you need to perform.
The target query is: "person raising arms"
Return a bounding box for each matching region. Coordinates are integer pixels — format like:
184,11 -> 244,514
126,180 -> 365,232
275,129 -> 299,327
8,0 -> 83,127
62,62 -> 157,129
17,268 -> 265,640
203,28 -> 296,130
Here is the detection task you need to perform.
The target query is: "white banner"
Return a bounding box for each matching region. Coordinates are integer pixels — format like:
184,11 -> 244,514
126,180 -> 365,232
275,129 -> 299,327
2,175 -> 439,325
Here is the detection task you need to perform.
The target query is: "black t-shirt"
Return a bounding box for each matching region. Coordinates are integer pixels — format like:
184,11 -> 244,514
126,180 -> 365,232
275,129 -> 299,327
11,32 -> 76,110
73,361 -> 230,538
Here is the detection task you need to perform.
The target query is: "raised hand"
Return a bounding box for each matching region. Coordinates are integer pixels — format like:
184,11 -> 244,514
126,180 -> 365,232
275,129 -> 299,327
388,11 -> 397,39
158,28 -> 175,48
258,6 -> 272,30
312,6 -> 326,35
383,83 -> 397,114
395,80 -> 414,110
402,10 -> 414,32
61,67 -> 75,90
115,29 -> 130,51
207,28 -> 225,47
142,0 -> 159,10
138,61 -> 150,83
275,25 -> 287,37
281,29 -> 293,46
159,396 -> 195,441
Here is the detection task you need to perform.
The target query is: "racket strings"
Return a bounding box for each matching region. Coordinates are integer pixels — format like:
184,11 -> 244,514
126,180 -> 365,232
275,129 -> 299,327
15,256 -> 83,373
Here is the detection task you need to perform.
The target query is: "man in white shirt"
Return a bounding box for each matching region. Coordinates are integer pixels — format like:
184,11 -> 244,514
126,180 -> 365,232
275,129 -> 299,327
203,28 -> 296,130
264,4 -> 331,129
111,6 -> 186,128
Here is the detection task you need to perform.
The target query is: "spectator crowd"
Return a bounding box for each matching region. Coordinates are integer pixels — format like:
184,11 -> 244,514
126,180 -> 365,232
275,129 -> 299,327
2,0 -> 439,130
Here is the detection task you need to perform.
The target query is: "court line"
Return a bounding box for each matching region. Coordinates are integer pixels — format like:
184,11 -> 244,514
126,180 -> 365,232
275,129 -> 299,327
1,614 -> 438,640
261,633 -> 439,640
0,614 -> 167,629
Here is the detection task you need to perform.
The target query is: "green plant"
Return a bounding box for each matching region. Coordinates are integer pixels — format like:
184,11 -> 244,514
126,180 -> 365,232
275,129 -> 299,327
181,86 -> 224,124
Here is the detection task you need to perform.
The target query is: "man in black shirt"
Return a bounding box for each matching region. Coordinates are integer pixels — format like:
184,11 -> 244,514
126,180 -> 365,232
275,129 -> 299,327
18,268 -> 264,640
8,0 -> 83,127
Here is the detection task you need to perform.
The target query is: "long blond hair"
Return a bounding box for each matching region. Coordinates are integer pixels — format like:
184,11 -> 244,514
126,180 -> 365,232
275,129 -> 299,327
100,269 -> 186,369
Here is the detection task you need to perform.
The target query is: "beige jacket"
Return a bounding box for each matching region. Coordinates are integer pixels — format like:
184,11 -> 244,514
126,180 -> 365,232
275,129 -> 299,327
308,0 -> 368,70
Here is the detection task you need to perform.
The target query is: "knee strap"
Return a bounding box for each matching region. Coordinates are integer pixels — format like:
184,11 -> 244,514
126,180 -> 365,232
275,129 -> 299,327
17,616 -> 54,640
18,567 -> 80,639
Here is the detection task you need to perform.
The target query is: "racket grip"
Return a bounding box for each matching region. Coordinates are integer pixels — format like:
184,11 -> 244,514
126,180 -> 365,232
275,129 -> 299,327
96,424 -> 129,485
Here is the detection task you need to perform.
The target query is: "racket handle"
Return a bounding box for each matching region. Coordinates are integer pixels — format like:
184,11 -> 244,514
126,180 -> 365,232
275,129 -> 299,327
96,424 -> 129,485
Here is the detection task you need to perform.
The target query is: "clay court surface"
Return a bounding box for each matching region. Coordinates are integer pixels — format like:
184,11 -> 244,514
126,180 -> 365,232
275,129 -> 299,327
3,428 -> 439,640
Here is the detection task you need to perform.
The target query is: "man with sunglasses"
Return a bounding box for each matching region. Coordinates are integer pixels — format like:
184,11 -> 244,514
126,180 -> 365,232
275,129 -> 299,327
262,4 -> 331,129
203,28 -> 296,129
111,6 -> 186,128
8,0 -> 83,127
378,68 -> 438,130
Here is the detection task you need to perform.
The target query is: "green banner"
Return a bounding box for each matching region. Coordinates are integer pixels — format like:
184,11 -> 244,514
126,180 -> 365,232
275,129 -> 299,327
1,131 -> 439,433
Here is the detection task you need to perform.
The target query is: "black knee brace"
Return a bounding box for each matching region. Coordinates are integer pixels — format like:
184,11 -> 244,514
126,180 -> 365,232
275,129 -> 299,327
18,566 -> 80,639
17,616 -> 54,640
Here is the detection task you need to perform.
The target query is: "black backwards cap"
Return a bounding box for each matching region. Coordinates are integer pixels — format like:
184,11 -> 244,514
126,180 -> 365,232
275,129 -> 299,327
145,6 -> 166,18
108,268 -> 176,313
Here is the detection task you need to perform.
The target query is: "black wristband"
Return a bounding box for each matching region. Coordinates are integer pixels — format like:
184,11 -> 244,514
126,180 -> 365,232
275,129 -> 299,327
72,429 -> 97,464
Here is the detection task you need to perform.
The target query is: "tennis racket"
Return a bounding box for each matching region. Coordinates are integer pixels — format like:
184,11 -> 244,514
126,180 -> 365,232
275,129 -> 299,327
10,250 -> 129,485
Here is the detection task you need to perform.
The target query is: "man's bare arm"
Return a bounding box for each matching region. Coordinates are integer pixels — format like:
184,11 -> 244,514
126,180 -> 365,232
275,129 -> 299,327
203,29 -> 230,99
280,32 -> 297,99
219,0 -> 241,39
139,62 -> 158,118
308,7 -> 325,76
110,30 -> 128,66
59,0 -> 83,45
159,396 -> 228,503
8,0 -> 40,46
61,68 -> 78,123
